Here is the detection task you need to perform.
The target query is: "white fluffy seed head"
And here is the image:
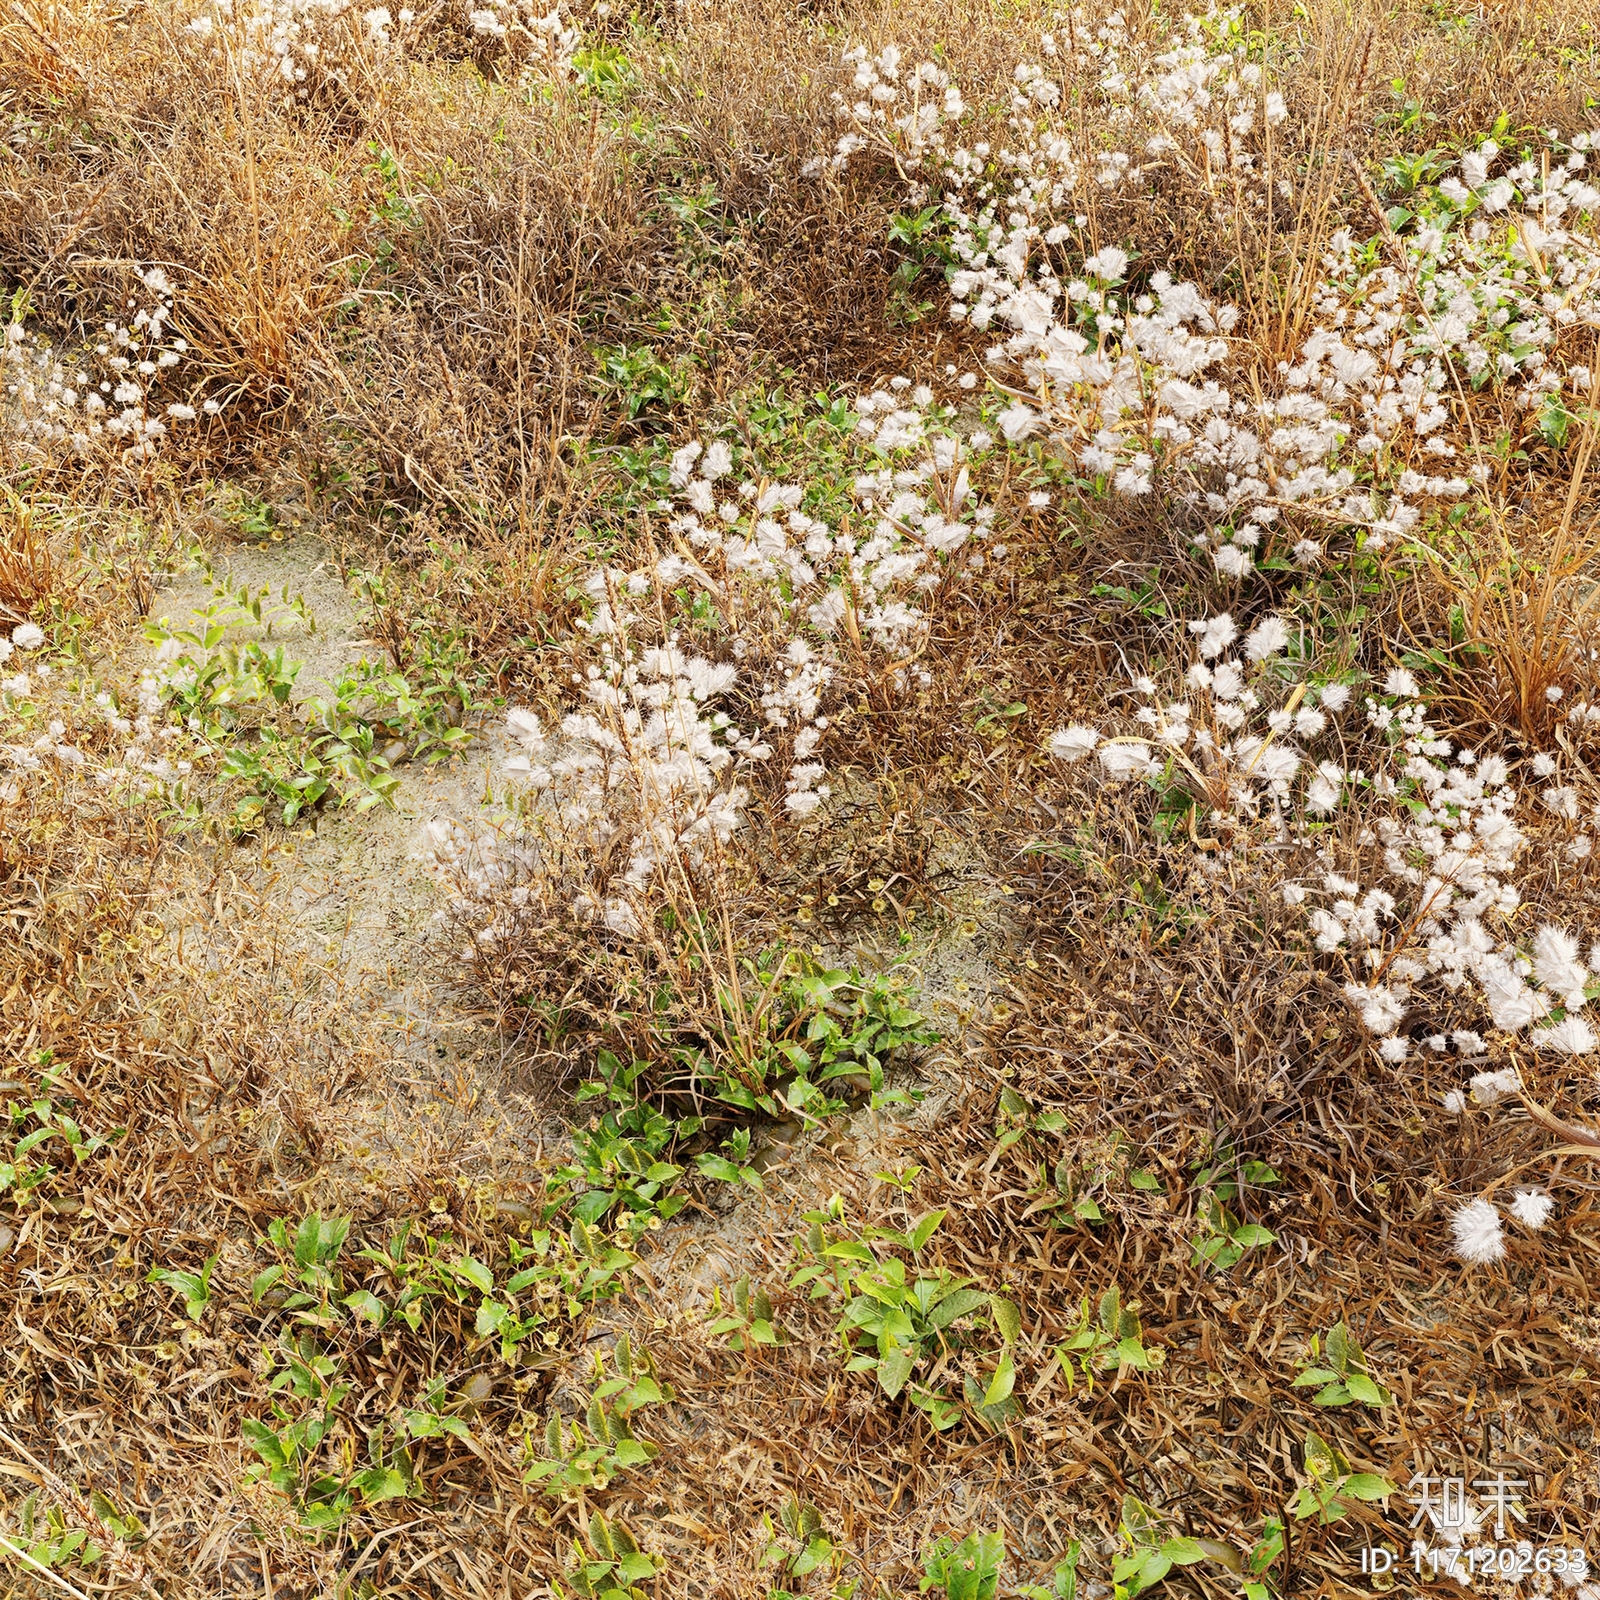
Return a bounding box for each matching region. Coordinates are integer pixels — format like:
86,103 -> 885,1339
1449,1198 -> 1505,1265
1048,724 -> 1099,763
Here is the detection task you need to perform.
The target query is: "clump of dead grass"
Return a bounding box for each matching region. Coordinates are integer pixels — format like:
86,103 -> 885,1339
8,0 -> 1600,1595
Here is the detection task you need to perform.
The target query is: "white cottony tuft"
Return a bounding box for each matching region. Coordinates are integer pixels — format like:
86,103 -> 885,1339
1188,613 -> 1237,659
997,403 -> 1042,441
1243,615 -> 1290,661
1478,958 -> 1548,1032
1508,1189 -> 1554,1229
1047,724 -> 1099,763
669,440 -> 703,485
506,708 -> 546,755
11,623 -> 44,651
1343,981 -> 1405,1037
1097,741 -> 1156,781
1450,1198 -> 1505,1265
1469,1067 -> 1520,1105
1532,1015 -> 1598,1055
1083,246 -> 1129,280
1532,924 -> 1589,1004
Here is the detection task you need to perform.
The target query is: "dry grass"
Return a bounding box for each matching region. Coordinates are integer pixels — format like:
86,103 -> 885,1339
6,0 -> 1600,1596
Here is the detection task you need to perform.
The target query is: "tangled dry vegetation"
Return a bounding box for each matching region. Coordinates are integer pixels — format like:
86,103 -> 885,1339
7,0 -> 1600,1596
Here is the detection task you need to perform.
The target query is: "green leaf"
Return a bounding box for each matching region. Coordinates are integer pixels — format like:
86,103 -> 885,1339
1345,1373 -> 1390,1407
982,1350 -> 1016,1407
1119,1550 -> 1172,1592
909,1208 -> 946,1251
1160,1536 -> 1208,1566
1340,1473 -> 1396,1502
998,1086 -> 1029,1118
877,1345 -> 915,1399
293,1213 -> 323,1269
1303,1431 -> 1340,1480
1129,1169 -> 1162,1191
1098,1286 -> 1121,1340
1291,1368 -> 1341,1387
353,1467 -> 409,1503
240,1420 -> 288,1468
1116,1336 -> 1157,1370
792,1534 -> 833,1577
1325,1321 -> 1350,1374
343,1290 -> 386,1325
13,1126 -> 57,1158
1230,1224 -> 1276,1248
926,1288 -> 989,1329
989,1295 -> 1021,1345
823,1240 -> 875,1264
250,1264 -> 285,1303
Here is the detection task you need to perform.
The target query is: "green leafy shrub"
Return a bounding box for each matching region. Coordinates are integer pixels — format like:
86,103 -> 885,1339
790,1197 -> 1005,1430
1188,1142 -> 1280,1273
1018,1543 -> 1080,1600
760,1496 -> 846,1594
680,955 -> 939,1127
0,1490 -> 145,1582
143,587 -> 469,830
547,962 -> 936,1238
208,1208 -> 642,1535
920,1530 -> 1006,1599
249,1212 -> 633,1351
553,1051 -> 693,1233
146,1250 -> 219,1321
1289,1431 -> 1396,1526
523,1335 -> 671,1497
241,1335 -> 410,1533
1112,1496 -> 1244,1599
595,343 -> 690,422
556,1511 -> 660,1599
1291,1321 -> 1394,1408
1,1060 -> 124,1206
707,1273 -> 781,1352
1055,1285 -> 1162,1390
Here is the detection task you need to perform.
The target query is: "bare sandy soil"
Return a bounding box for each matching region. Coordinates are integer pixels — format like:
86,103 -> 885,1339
135,529 -> 1011,1279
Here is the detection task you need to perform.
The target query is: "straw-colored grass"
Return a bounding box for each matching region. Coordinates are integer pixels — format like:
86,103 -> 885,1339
5,0 -> 1600,1595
